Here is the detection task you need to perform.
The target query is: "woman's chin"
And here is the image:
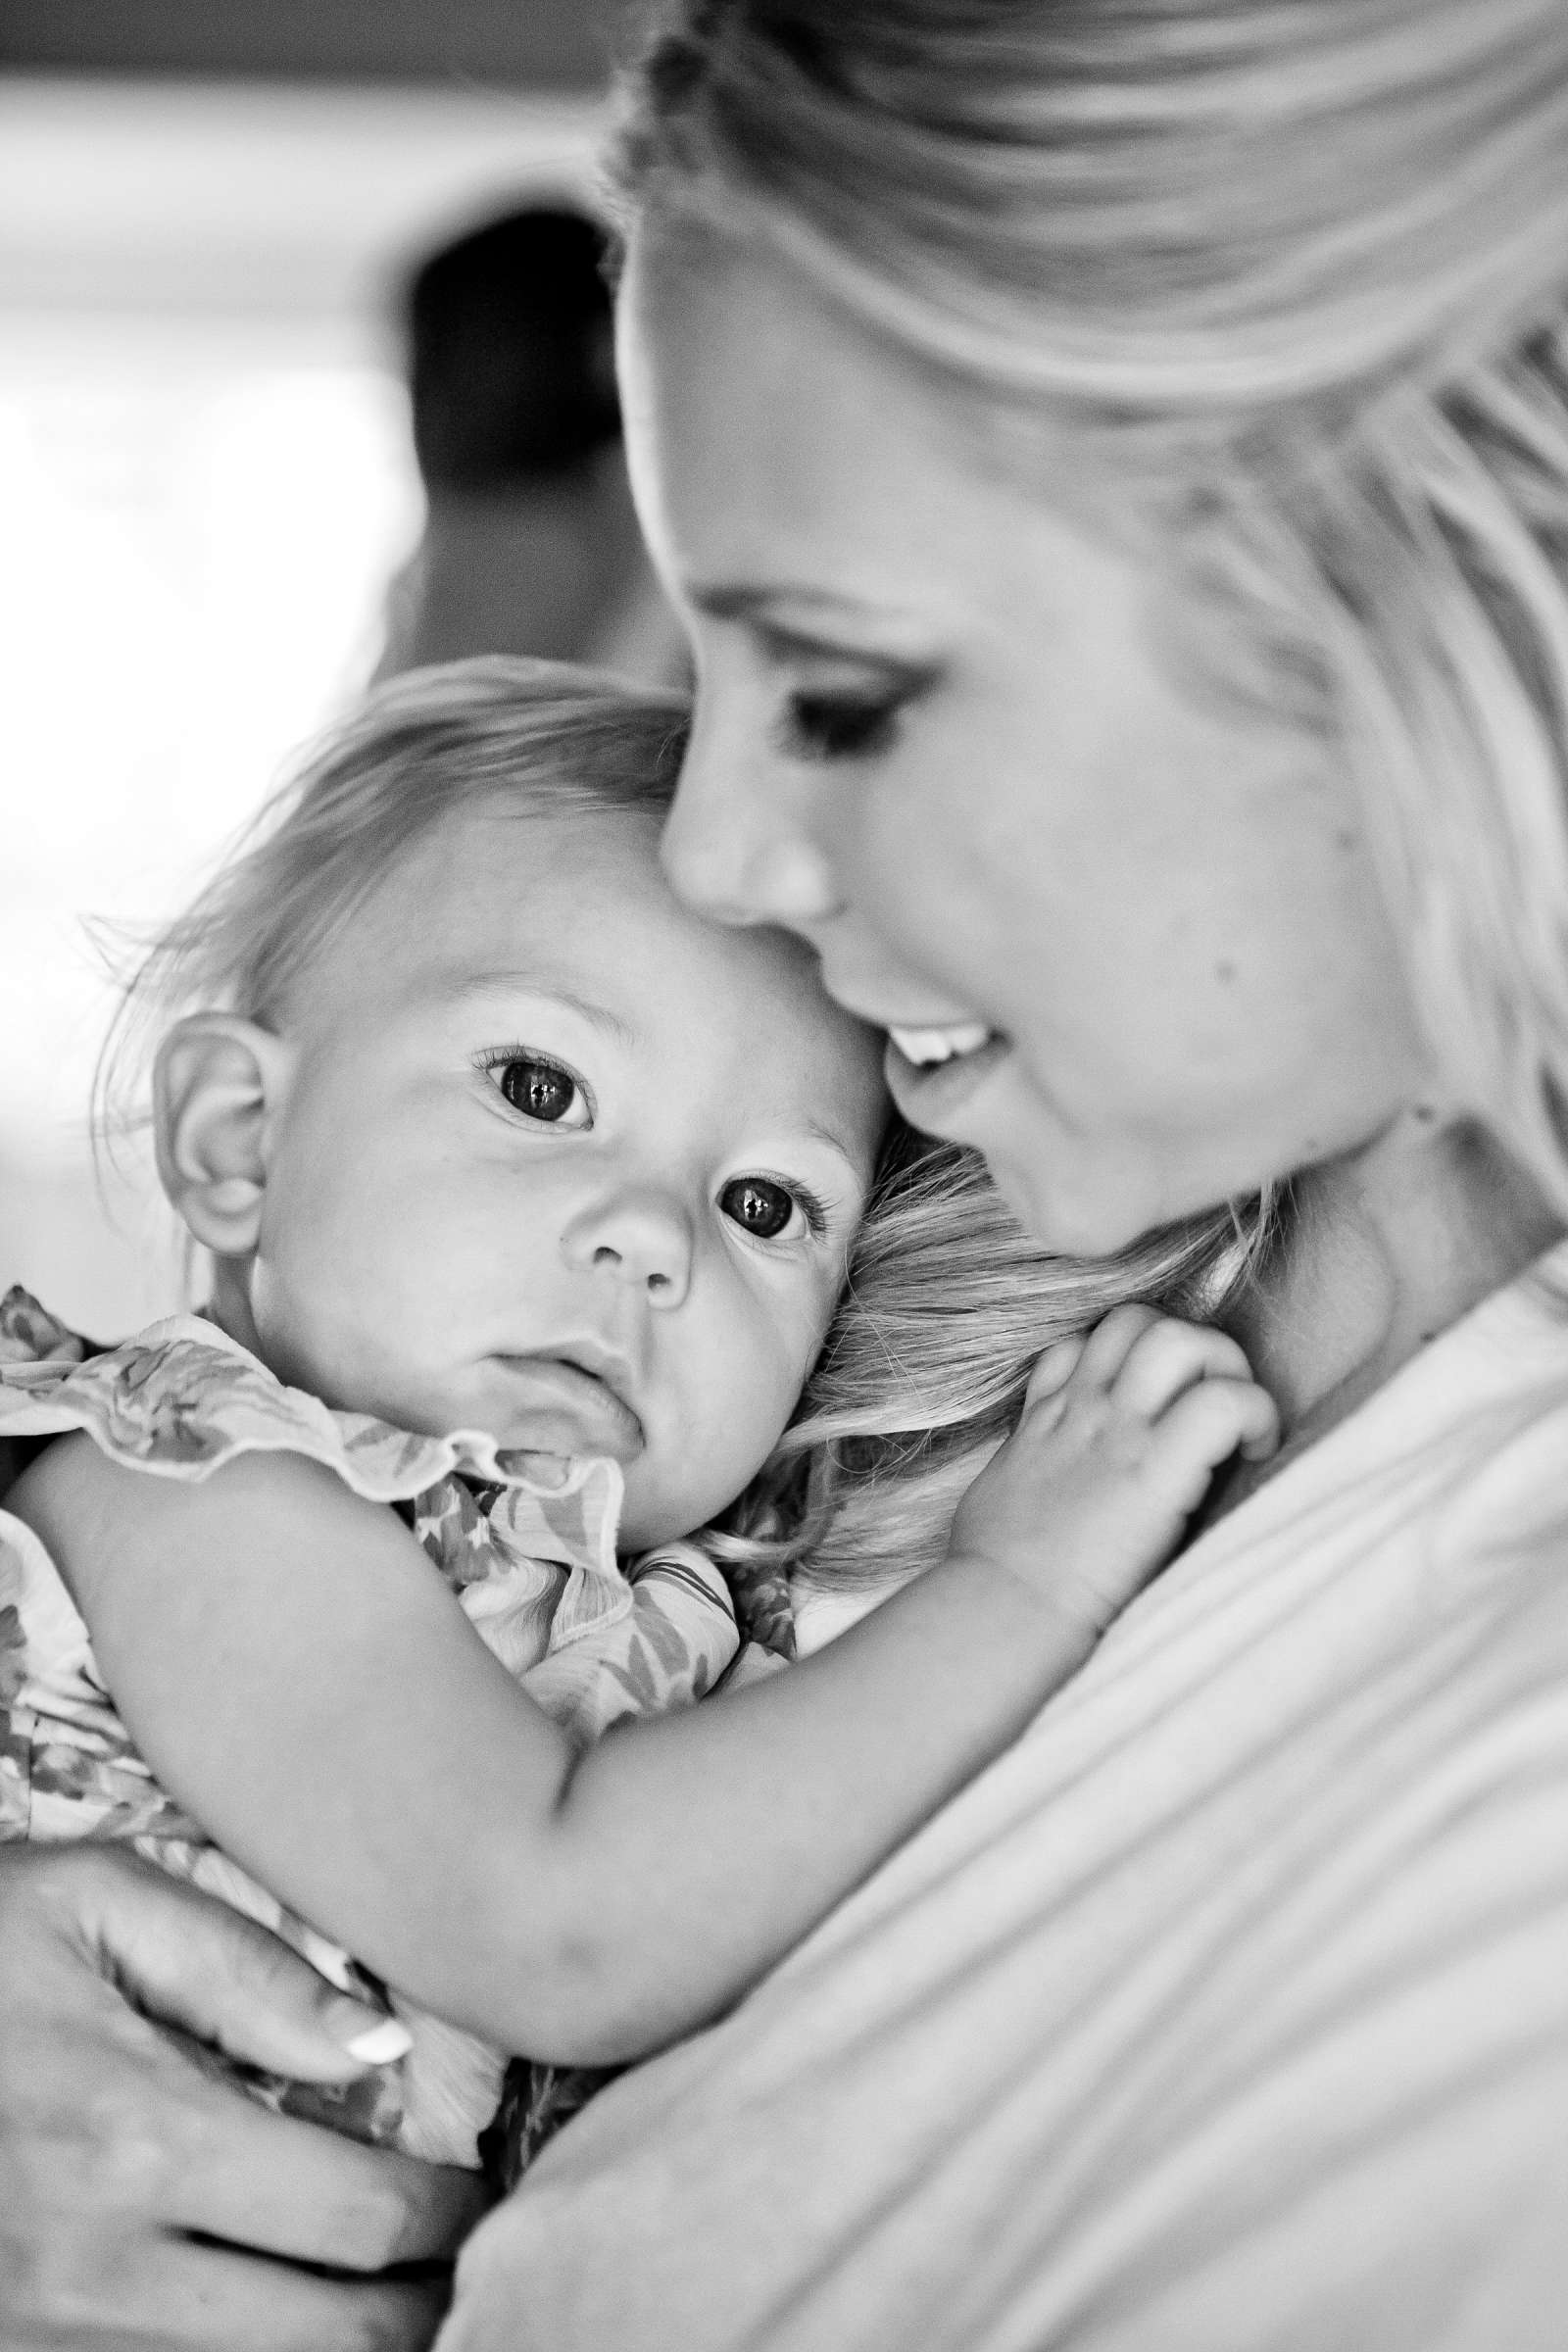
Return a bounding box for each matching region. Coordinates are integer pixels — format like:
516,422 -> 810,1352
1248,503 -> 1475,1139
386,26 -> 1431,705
983,1143 -> 1198,1260
907,1056 -> 1256,1257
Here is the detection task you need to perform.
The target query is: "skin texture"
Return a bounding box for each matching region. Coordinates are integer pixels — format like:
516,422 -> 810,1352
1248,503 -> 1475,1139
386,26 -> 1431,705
10,1307 -> 1274,2068
618,225 -> 1434,1260
617,221 -> 1562,1457
0,797 -> 885,2332
0,1845 -> 486,2350
9,207 -> 1566,2348
170,800 -> 886,1552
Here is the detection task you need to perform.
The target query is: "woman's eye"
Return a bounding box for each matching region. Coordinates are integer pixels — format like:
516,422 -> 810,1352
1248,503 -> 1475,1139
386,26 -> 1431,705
496,1055 -> 590,1129
719,1176 -> 803,1241
778,690 -> 901,763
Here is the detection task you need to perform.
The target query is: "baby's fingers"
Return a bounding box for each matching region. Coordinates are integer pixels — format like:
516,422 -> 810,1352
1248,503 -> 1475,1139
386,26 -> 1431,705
1066,1303 -> 1164,1390
1158,1377 -> 1281,1490
1111,1318 -> 1256,1424
1022,1334 -> 1088,1408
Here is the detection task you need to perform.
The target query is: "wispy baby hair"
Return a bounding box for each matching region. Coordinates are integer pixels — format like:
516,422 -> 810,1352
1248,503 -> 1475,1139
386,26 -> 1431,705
99,657 -> 691,1141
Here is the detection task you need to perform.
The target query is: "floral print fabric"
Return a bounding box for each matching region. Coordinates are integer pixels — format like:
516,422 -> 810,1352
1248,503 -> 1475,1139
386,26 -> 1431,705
0,1287 -> 771,2172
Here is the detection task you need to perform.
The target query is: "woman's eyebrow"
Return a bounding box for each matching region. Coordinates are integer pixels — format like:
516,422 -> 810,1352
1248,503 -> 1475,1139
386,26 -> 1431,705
437,970 -> 638,1050
686,583 -> 935,671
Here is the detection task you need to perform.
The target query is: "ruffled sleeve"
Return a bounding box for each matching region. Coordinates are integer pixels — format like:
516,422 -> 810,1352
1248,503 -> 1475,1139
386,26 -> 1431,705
0,1287 -> 625,1514
0,1286 -> 760,1763
0,1285 -> 747,1734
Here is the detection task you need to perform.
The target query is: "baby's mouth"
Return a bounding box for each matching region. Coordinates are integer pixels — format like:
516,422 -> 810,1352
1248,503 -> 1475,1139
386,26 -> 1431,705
492,1354 -> 644,1463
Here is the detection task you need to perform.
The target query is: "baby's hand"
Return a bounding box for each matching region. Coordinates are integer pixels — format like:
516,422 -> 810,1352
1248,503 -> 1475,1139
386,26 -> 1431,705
947,1303 -> 1279,1642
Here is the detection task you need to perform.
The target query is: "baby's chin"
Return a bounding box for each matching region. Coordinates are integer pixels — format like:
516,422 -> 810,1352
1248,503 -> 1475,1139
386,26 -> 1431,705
615,1460 -> 747,1558
356,1360 -> 646,1469
310,1357 -> 750,1558
615,1494 -> 699,1558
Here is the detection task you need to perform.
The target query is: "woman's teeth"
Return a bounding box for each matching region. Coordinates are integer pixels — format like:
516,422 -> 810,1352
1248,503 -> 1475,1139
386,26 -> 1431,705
888,1021 -> 994,1068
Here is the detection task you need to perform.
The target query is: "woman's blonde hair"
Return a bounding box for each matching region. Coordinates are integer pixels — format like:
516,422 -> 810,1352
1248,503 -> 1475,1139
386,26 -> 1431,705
721,1137 -> 1258,1597
613,0 -> 1568,1219
102,654 -> 1258,1594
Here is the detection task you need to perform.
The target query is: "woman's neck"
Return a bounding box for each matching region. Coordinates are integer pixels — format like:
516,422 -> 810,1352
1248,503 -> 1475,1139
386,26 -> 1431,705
1213,1112 -> 1563,1508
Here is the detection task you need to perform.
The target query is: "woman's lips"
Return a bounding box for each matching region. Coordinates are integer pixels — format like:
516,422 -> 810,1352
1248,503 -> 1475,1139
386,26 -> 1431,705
886,1021 -> 993,1066
884,1026 -> 1010,1124
492,1355 -> 644,1462
817,976 -> 1008,1127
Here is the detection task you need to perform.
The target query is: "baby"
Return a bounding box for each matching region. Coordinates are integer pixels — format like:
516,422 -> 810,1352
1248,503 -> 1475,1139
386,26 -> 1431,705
0,660 -> 1276,2176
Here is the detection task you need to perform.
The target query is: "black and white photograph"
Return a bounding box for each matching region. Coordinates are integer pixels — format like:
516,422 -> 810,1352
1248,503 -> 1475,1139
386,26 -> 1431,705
2,4 -> 1567,2345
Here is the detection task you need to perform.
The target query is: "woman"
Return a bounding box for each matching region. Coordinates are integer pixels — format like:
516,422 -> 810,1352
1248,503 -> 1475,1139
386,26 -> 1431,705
6,0 -> 1568,2343
436,0 -> 1568,2343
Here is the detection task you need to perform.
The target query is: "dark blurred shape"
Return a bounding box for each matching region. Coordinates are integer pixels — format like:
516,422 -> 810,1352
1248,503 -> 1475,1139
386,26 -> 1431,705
377,203 -> 686,689
410,210 -> 620,487
0,0 -> 612,91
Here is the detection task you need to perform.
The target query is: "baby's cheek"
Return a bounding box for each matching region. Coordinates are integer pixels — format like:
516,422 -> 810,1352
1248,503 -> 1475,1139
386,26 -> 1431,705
704,1328 -> 803,1486
652,1291 -> 818,1530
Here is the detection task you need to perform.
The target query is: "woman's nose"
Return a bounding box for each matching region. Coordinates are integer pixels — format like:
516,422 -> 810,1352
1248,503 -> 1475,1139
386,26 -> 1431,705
563,1190 -> 694,1306
662,734 -> 841,933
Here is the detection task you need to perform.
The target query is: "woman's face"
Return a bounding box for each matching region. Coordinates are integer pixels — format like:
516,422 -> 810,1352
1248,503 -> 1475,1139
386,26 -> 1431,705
619,226 -> 1432,1255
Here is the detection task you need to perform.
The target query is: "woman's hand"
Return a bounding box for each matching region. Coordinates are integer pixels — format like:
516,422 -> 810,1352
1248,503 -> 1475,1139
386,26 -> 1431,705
0,1844 -> 489,2351
948,1303 -> 1280,1641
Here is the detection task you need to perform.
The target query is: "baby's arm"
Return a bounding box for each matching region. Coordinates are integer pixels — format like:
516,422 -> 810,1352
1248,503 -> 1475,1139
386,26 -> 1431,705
10,1309 -> 1273,2068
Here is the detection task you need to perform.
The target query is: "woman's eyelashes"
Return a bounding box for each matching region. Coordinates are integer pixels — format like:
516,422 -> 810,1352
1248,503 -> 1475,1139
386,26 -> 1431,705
480,1050 -> 594,1130
771,670 -> 931,765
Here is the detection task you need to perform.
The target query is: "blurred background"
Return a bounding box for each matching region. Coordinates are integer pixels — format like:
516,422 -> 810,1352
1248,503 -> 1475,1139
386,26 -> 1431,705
1,0 -> 671,1335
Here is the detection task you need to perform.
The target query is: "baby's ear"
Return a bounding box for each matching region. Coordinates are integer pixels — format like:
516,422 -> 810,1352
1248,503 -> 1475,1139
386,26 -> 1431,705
153,1014 -> 295,1259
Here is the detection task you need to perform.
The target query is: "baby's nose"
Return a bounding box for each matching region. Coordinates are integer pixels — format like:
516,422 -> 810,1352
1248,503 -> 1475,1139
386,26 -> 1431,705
567,1192 -> 693,1304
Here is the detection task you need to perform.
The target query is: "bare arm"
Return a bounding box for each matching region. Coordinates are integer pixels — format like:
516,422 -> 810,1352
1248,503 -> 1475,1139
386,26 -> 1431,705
12,1309 -> 1275,2068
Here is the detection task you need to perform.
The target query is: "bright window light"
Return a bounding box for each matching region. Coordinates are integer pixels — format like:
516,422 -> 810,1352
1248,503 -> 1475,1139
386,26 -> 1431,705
0,78 -> 599,1333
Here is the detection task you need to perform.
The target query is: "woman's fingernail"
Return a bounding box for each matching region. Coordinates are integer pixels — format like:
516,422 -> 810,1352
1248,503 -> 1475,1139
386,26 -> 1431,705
345,2017 -> 415,2065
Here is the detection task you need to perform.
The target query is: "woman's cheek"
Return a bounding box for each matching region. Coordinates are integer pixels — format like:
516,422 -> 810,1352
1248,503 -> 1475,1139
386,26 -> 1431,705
998,1155 -> 1140,1260
955,1082 -> 1167,1256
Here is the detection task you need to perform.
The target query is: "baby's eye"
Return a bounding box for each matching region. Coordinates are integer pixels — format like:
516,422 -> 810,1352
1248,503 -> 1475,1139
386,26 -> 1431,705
494,1054 -> 591,1129
719,1176 -> 808,1242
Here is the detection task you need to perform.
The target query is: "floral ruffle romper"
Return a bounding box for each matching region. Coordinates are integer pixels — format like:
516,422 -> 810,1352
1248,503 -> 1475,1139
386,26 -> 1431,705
0,1288 -> 793,2182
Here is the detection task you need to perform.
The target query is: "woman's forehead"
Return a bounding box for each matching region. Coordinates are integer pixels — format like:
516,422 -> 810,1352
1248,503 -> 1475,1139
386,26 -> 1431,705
619,221 -> 1128,644
623,231 -> 968,594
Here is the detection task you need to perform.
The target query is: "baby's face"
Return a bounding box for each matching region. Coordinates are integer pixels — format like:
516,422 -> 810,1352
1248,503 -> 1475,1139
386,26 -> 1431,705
246,801 -> 888,1550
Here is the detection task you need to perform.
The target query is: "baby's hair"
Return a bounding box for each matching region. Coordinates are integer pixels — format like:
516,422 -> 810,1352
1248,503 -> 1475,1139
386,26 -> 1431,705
102,654 -> 1262,1601
98,658 -> 691,1142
